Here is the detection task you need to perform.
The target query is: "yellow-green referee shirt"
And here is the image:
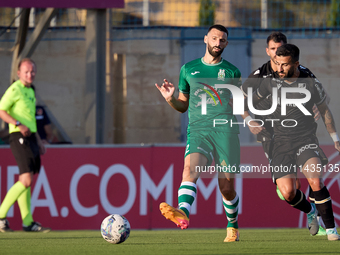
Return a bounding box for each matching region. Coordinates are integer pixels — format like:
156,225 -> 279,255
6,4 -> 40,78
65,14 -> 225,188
0,80 -> 37,133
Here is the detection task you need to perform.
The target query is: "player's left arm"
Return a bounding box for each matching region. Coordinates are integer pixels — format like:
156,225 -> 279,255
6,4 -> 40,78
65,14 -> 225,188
317,101 -> 340,153
313,92 -> 330,121
301,67 -> 330,120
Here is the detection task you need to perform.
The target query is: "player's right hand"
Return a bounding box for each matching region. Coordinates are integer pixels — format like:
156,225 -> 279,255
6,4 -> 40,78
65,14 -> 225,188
19,125 -> 31,137
155,79 -> 175,102
247,121 -> 264,135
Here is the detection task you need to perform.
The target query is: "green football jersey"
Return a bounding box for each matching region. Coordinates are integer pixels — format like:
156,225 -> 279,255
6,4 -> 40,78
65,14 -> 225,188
178,58 -> 242,133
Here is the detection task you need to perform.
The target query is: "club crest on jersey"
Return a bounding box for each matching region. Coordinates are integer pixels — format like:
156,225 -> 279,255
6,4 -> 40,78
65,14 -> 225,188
298,83 -> 306,89
217,69 -> 225,81
298,83 -> 307,95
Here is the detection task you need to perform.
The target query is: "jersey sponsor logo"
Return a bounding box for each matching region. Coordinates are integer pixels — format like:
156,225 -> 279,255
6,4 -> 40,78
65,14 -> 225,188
217,69 -> 226,81
296,143 -> 318,156
191,71 -> 200,75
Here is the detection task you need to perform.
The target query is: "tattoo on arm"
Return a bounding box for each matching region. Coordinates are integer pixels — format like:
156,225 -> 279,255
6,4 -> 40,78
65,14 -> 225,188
320,104 -> 336,134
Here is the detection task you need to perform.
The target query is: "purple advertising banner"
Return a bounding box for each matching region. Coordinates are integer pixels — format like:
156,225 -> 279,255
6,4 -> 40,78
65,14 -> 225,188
0,0 -> 124,8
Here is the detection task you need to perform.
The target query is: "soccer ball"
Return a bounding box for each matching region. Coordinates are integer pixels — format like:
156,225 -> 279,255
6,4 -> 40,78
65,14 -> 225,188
100,214 -> 131,244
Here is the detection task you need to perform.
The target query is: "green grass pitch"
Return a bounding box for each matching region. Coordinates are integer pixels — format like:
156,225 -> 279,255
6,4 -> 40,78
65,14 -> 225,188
0,228 -> 340,255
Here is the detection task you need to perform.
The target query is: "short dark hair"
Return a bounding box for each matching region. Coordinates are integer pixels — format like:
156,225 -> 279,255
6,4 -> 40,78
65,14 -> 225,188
276,44 -> 300,63
208,24 -> 229,37
266,32 -> 287,45
18,58 -> 36,70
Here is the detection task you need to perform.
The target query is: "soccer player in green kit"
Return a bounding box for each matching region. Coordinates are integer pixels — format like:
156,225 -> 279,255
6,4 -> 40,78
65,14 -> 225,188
155,24 -> 262,242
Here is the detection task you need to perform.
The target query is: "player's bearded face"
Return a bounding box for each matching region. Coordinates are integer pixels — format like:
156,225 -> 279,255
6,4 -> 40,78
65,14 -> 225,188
276,55 -> 296,78
208,43 -> 224,57
205,28 -> 228,58
278,65 -> 295,78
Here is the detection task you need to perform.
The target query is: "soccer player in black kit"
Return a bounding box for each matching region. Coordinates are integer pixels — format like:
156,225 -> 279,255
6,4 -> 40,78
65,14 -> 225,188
241,32 -> 287,157
247,43 -> 340,241
241,32 -> 328,235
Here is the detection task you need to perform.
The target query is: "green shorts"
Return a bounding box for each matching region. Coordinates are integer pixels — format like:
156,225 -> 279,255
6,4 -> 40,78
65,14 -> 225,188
185,131 -> 240,173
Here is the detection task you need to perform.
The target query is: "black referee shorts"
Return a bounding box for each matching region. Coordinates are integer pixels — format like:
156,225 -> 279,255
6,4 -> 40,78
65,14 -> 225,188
271,134 -> 328,183
9,132 -> 41,175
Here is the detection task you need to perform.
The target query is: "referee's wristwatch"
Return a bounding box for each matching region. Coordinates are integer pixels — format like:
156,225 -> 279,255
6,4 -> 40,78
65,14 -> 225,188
15,120 -> 21,127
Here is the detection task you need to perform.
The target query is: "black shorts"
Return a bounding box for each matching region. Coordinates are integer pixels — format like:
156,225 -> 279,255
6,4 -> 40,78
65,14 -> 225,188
271,135 -> 328,183
9,132 -> 41,175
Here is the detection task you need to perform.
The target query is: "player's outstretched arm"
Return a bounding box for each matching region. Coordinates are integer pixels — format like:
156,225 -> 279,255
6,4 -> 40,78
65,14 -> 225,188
155,79 -> 189,113
317,101 -> 340,153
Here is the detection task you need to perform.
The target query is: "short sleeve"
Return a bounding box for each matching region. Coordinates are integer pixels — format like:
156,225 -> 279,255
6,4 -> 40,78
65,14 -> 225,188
312,78 -> 326,105
233,68 -> 242,88
178,65 -> 190,94
241,69 -> 264,97
0,85 -> 17,111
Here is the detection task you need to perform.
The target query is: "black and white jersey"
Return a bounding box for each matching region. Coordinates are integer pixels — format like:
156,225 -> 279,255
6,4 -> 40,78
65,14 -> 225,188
254,69 -> 326,138
242,61 -> 318,141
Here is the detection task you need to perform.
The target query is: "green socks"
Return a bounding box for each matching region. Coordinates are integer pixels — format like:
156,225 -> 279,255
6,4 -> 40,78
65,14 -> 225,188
0,181 -> 26,219
0,181 -> 34,226
18,187 -> 34,226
